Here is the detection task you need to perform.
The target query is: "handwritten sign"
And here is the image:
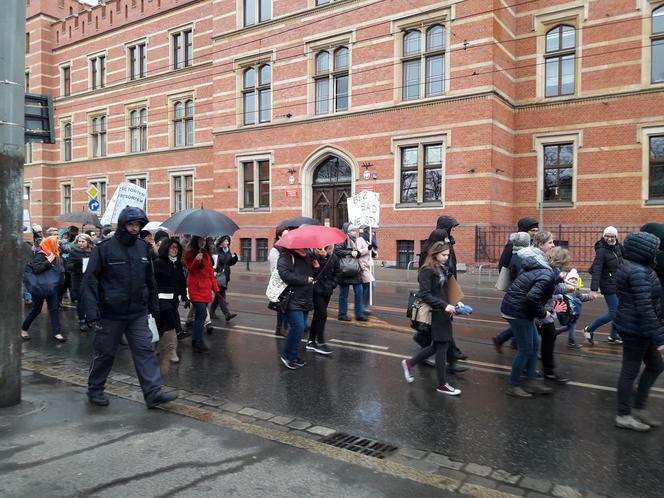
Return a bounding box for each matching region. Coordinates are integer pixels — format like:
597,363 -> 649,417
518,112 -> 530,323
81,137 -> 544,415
347,190 -> 380,228
100,182 -> 147,225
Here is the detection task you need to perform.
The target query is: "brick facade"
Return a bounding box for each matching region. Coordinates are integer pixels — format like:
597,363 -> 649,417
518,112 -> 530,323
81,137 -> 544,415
24,0 -> 664,265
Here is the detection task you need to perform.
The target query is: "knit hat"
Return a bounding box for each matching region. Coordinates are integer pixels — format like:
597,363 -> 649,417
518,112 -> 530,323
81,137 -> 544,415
603,226 -> 618,237
346,223 -> 357,232
509,232 -> 531,253
32,224 -> 42,233
565,269 -> 579,282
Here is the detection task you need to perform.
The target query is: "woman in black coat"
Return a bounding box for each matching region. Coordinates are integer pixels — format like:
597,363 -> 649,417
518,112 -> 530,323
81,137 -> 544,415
307,246 -> 339,355
584,226 -> 623,344
400,242 -> 461,396
67,234 -> 94,331
154,238 -> 189,364
210,235 -> 238,322
614,232 -> 664,431
277,248 -> 314,370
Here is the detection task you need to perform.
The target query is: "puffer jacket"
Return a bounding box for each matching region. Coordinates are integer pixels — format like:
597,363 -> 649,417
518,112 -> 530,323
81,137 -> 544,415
501,249 -> 557,321
589,238 -> 623,294
81,206 -> 158,321
614,232 -> 664,345
277,250 -> 314,311
498,217 -> 539,270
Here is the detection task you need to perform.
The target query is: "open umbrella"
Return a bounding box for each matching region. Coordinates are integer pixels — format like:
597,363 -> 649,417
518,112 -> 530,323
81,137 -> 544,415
275,225 -> 346,249
55,211 -> 101,227
161,208 -> 239,238
279,216 -> 321,228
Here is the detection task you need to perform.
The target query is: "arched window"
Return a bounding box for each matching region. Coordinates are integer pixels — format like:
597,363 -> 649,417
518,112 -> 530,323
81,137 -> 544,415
173,100 -> 193,147
652,6 -> 664,83
243,64 -> 271,125
130,108 -> 147,152
314,47 -> 349,114
402,25 -> 445,101
90,116 -> 106,158
544,24 -> 576,97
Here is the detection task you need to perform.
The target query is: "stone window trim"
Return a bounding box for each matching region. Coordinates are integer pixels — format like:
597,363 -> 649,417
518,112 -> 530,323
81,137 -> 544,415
641,1 -> 664,85
169,24 -> 194,71
126,38 -> 148,80
638,125 -> 664,205
392,132 -> 448,210
533,132 -> 582,209
124,101 -> 149,154
305,31 -> 354,116
533,6 -> 585,100
61,182 -> 73,215
169,170 -> 195,215
87,110 -> 108,159
59,116 -> 73,162
167,92 -> 195,148
238,0 -> 272,28
236,152 -> 272,212
234,51 -> 275,127
87,51 -> 107,91
391,7 -> 451,103
59,62 -> 72,98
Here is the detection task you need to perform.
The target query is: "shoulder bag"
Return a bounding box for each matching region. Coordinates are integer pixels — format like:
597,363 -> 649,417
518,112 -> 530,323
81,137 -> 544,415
495,266 -> 511,292
23,260 -> 62,299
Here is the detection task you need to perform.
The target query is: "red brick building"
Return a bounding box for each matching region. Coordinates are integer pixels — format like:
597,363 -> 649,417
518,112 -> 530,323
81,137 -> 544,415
24,0 -> 664,265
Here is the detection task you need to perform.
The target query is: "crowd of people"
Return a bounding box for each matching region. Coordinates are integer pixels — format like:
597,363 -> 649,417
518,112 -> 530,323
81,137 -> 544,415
18,208 -> 664,431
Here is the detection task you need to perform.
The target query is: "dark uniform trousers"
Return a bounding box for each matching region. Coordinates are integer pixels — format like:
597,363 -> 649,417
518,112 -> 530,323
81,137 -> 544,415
88,315 -> 162,403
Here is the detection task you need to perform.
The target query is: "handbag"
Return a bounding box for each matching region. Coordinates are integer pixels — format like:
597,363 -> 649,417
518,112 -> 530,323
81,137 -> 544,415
23,261 -> 62,298
495,266 -> 511,292
339,256 -> 360,278
216,272 -> 228,289
406,291 -> 418,318
265,254 -> 294,302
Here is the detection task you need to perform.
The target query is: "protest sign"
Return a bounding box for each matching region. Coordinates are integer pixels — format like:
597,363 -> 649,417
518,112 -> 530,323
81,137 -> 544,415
100,182 -> 147,225
347,190 -> 380,228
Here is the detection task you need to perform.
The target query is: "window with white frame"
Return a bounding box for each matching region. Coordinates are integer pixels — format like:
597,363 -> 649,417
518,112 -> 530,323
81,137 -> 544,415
63,122 -> 72,161
61,65 -> 71,97
314,47 -> 349,114
649,135 -> 664,200
173,99 -> 194,147
652,6 -> 664,83
89,54 -> 105,90
89,115 -> 107,158
544,25 -> 576,97
241,158 -> 270,209
401,24 -> 445,101
171,173 -> 193,213
243,0 -> 271,27
542,143 -> 574,202
242,64 -> 271,125
398,142 -> 443,205
172,29 -> 192,70
89,179 -> 107,212
129,108 -> 147,152
61,184 -> 72,214
128,42 -> 147,80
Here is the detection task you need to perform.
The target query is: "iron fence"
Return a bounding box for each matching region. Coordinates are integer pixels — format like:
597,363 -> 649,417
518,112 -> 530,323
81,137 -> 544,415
474,224 -> 642,267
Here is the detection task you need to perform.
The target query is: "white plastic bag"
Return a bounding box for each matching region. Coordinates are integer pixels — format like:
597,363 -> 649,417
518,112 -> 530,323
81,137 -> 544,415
148,314 -> 159,343
265,269 -> 288,302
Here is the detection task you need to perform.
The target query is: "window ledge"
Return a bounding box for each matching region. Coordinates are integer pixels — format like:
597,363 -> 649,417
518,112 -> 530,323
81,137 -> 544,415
395,201 -> 443,209
645,198 -> 664,206
240,207 -> 271,212
543,201 -> 574,208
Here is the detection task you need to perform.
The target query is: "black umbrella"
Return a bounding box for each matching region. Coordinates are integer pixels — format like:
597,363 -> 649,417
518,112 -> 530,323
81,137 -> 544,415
279,216 -> 321,228
55,211 -> 101,227
161,208 -> 239,238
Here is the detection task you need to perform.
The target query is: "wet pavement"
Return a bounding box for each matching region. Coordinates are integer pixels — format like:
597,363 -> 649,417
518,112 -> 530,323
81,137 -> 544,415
16,270 -> 664,498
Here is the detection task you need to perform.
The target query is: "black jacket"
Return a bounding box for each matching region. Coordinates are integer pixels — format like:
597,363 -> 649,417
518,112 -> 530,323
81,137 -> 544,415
215,249 -> 238,283
81,207 -> 158,321
313,253 -> 339,296
334,238 -> 363,285
501,252 -> 557,321
614,232 -> 664,345
418,266 -> 453,342
435,216 -> 459,277
498,217 -> 538,270
154,239 -> 188,301
589,239 -> 623,294
67,246 -> 92,275
418,229 -> 449,269
30,251 -> 56,274
277,250 -> 314,311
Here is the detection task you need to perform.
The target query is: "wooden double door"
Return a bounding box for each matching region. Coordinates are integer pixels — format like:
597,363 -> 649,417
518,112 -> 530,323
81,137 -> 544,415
312,185 -> 351,229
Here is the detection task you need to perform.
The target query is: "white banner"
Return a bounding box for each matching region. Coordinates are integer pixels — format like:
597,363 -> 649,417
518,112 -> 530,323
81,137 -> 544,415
347,190 -> 380,228
100,182 -> 147,225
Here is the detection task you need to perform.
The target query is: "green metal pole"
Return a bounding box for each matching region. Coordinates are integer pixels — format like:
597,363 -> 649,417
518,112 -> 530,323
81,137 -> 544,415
0,0 -> 26,407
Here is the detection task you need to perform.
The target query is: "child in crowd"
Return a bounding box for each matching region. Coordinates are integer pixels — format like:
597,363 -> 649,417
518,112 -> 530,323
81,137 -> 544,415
555,269 -> 596,349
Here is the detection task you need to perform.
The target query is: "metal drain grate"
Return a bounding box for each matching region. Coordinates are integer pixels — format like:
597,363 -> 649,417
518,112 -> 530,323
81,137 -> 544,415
319,432 -> 398,459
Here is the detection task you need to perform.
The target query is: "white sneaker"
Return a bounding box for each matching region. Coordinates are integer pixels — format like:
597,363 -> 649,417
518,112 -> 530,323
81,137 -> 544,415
436,383 -> 461,396
583,327 -> 594,345
401,359 -> 414,383
615,415 -> 650,432
632,409 -> 662,427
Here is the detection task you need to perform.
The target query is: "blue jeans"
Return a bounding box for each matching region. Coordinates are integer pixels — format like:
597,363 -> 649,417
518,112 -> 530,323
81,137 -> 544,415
283,310 -> 309,362
192,301 -> 208,343
496,327 -> 513,344
276,310 -> 288,328
338,283 -> 365,319
508,318 -> 540,385
586,293 -> 619,339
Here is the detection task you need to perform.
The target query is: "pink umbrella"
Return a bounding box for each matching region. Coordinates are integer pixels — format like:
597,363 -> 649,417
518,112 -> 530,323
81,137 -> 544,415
275,225 -> 347,249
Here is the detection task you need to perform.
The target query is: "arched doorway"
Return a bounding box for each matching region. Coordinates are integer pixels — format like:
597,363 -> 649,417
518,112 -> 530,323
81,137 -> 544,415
312,155 -> 352,228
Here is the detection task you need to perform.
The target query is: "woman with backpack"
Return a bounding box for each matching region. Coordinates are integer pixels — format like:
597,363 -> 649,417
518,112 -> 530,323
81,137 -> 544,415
400,241 -> 462,396
20,236 -> 66,342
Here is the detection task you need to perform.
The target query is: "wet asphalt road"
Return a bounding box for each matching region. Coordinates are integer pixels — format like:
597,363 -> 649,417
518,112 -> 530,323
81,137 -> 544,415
20,273 -> 664,498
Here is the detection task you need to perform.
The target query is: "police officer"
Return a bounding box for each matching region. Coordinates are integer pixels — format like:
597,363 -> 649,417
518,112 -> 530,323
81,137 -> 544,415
81,206 -> 177,408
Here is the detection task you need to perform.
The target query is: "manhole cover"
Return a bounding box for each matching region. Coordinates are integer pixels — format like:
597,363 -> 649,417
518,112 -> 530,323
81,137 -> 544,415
319,432 -> 398,459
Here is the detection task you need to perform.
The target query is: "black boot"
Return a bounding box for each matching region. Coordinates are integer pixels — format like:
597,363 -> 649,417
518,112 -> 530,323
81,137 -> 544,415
225,313 -> 237,322
146,390 -> 177,409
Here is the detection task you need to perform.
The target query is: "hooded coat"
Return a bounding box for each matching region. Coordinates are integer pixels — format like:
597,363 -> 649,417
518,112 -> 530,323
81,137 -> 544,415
81,206 -> 158,321
589,238 -> 623,294
214,235 -> 238,284
418,228 -> 449,269
184,239 -> 219,303
501,247 -> 557,321
433,216 -> 459,277
498,217 -> 539,271
614,232 -> 664,345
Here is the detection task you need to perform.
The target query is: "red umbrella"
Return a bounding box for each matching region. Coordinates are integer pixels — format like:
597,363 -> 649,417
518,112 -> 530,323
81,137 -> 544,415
275,225 -> 347,249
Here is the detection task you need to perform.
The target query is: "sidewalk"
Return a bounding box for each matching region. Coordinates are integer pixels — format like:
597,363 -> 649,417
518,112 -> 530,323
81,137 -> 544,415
0,371 -> 455,498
